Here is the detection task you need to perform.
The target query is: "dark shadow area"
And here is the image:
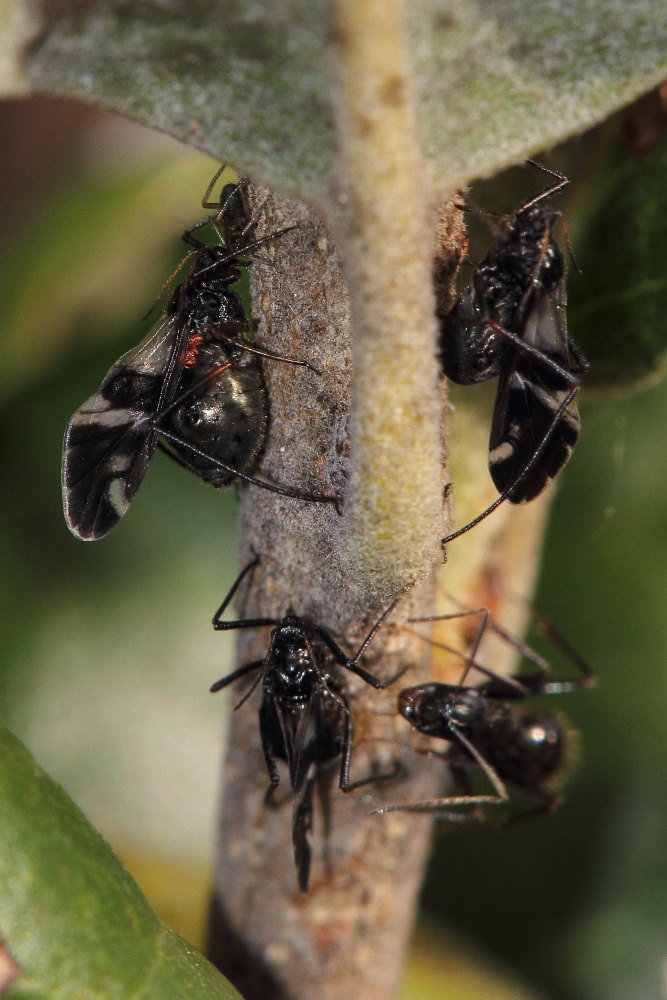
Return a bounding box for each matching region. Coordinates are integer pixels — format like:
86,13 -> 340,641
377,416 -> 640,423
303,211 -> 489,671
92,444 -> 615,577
206,891 -> 290,1000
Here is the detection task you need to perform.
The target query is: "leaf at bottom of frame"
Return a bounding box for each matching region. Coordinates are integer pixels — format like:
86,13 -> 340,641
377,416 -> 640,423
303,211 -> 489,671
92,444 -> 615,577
0,723 -> 243,1000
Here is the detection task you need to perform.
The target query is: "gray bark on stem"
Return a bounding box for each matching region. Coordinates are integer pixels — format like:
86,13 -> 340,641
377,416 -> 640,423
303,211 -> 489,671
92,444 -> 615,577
206,4 -> 556,996
205,181 -> 554,998
206,185 -> 450,1000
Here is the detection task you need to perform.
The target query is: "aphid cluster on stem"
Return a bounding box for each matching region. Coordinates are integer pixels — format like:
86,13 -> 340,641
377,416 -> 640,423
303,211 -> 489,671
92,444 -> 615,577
60,160 -> 597,893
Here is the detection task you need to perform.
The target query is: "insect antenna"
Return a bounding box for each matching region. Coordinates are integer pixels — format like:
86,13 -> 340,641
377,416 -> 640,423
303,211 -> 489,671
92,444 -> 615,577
405,606 -> 490,689
520,159 -> 570,211
139,249 -> 200,321
408,597 -> 595,693
200,162 -> 231,209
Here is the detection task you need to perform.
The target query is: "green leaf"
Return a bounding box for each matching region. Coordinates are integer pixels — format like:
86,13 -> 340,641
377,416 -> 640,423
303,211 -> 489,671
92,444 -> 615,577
19,0 -> 667,196
569,128 -> 667,392
0,723 -> 242,1000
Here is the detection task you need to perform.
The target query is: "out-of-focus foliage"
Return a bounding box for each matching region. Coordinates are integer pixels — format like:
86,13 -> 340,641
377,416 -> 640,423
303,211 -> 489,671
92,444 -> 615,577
1,159 -> 216,402
7,0 -> 667,198
569,124 -> 667,392
0,121 -> 241,940
401,923 -> 547,1000
2,92 -> 667,1000
0,723 -> 243,999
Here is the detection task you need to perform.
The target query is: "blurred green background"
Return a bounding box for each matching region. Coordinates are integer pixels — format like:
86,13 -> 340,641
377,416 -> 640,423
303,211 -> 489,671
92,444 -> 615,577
1,97 -> 666,999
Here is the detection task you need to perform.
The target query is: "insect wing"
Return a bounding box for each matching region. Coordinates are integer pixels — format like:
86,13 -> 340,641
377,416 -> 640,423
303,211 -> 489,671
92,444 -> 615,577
291,694 -> 325,796
489,288 -> 580,502
260,689 -> 320,891
62,315 -> 186,540
289,698 -> 325,893
292,773 -> 316,892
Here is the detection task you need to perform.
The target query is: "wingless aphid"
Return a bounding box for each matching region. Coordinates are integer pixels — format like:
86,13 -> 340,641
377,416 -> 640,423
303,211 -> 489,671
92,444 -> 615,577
373,605 -> 595,821
62,169 -> 339,540
440,161 -> 590,545
210,556 -> 403,892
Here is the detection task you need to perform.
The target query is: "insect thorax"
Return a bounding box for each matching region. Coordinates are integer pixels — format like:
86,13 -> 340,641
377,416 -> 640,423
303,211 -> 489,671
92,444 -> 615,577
481,208 -> 564,321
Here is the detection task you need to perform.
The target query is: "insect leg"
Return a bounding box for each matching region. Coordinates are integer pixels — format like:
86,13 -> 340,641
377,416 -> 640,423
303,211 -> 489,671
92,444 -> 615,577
334,714 -> 403,796
409,600 -> 595,697
407,605 -> 534,689
214,335 -> 321,375
526,618 -> 596,694
372,725 -> 509,816
314,599 -> 407,689
211,557 -> 263,627
181,217 -> 214,249
156,425 -> 343,511
486,320 -> 581,389
499,789 -> 563,825
566,335 -> 590,373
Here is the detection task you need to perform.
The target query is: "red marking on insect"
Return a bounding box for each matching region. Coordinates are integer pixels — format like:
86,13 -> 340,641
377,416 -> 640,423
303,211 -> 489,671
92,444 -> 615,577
181,332 -> 204,367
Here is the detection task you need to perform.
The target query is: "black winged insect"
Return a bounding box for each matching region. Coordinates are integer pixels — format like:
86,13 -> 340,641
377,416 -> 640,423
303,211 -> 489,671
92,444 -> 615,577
210,556 -> 402,891
62,169 -> 338,540
373,604 -> 595,821
440,161 -> 590,545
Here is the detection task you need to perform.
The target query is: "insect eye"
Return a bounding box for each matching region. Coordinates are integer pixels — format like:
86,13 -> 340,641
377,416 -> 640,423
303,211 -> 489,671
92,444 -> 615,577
200,290 -> 219,313
448,691 -> 481,727
474,345 -> 496,372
